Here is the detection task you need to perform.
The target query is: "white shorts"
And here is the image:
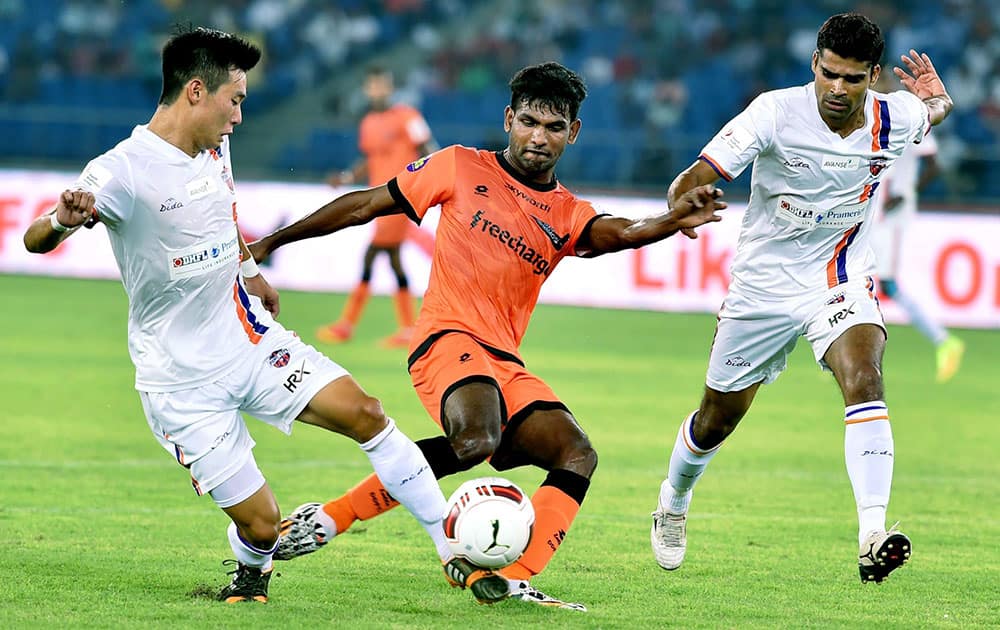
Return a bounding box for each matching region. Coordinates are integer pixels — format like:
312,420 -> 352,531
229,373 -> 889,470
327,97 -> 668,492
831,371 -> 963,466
139,326 -> 349,496
706,277 -> 885,392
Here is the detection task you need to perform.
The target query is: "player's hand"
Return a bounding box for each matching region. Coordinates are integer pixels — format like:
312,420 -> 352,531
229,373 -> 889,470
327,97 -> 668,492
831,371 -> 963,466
244,273 -> 280,317
54,189 -> 96,229
672,184 -> 726,239
894,50 -> 948,101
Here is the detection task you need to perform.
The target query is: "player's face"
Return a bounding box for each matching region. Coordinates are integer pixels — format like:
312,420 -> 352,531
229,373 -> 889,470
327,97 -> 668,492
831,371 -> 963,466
364,74 -> 393,109
195,69 -> 247,150
503,102 -> 581,183
811,49 -> 879,133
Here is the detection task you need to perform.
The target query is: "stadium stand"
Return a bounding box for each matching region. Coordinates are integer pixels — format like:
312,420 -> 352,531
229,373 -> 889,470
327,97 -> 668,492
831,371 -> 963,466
1,0 -> 998,203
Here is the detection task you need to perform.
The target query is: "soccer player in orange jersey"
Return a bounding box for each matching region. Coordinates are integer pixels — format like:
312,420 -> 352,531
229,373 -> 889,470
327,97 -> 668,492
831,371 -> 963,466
319,65 -> 437,349
249,62 -> 725,610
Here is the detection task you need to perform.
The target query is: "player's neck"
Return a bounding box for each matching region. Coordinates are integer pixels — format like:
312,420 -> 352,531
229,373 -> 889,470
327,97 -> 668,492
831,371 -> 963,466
148,106 -> 201,157
822,108 -> 867,138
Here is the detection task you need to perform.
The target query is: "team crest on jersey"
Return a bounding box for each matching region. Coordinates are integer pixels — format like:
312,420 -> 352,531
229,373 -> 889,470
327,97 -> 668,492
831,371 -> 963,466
868,157 -> 889,176
267,348 -> 291,368
406,156 -> 430,172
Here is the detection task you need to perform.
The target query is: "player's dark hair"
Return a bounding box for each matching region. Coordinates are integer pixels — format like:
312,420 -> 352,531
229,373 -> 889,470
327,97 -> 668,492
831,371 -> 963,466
509,62 -> 587,121
816,13 -> 884,67
366,64 -> 391,79
159,25 -> 261,105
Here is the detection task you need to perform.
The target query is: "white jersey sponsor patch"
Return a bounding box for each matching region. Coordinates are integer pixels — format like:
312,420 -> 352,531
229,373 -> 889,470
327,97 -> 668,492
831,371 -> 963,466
168,228 -> 240,280
776,197 -> 869,230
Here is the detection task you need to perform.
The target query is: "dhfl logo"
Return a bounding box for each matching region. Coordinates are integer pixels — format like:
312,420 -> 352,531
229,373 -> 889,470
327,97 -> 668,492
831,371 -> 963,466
267,348 -> 291,368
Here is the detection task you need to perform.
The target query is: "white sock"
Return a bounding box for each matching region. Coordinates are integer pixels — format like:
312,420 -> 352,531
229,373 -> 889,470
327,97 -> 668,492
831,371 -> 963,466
226,521 -> 276,571
361,419 -> 451,561
661,411 -> 722,514
843,401 -> 893,546
894,291 -> 948,345
312,507 -> 338,538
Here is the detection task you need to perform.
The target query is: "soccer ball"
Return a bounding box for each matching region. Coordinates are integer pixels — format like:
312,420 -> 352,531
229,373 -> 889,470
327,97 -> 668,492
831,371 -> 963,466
442,477 -> 534,569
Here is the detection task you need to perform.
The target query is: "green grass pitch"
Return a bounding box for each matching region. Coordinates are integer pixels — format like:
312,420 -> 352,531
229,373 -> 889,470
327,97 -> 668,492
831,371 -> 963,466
1,273 -> 997,628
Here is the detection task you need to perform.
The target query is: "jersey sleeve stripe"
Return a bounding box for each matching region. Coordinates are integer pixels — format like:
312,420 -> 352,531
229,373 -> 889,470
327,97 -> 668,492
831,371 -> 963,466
387,177 -> 420,224
698,154 -> 733,181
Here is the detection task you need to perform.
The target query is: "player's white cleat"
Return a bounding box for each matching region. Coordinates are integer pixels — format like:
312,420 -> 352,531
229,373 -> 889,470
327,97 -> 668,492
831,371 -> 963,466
274,502 -> 330,561
858,522 -> 911,583
651,508 -> 687,570
506,579 -> 587,612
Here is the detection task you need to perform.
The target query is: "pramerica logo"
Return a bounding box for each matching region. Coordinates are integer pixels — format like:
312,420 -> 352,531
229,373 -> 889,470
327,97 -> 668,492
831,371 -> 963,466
469,209 -> 554,276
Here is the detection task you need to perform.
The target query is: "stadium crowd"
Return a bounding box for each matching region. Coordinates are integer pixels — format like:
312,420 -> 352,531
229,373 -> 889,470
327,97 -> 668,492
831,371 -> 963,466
1,0 -> 999,200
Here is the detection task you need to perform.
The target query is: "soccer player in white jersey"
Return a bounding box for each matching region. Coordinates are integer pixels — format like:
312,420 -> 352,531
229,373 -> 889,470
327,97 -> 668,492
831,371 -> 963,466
870,72 -> 965,384
22,26 -> 451,604
649,13 -> 954,583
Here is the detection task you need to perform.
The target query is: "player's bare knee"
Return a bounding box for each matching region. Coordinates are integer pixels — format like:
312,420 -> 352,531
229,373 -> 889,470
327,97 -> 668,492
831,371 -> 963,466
448,431 -> 499,468
562,439 -> 597,477
839,363 -> 884,402
350,395 -> 389,442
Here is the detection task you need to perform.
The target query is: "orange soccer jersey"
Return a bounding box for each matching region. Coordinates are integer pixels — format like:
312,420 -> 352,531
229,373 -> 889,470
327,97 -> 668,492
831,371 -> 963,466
359,104 -> 432,187
387,146 -> 601,359
359,104 -> 431,247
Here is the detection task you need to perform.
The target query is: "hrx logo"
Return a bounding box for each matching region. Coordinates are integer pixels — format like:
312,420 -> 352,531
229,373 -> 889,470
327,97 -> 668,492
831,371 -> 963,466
828,303 -> 857,328
284,361 -> 312,392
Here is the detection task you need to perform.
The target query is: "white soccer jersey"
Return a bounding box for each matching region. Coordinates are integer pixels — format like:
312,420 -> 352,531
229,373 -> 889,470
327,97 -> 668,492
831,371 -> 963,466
871,132 -> 938,220
699,83 -> 930,298
74,125 -> 275,391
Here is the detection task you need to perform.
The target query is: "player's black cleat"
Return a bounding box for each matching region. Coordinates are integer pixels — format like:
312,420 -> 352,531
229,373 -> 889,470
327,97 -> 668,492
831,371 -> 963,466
217,560 -> 272,603
858,523 -> 911,583
442,557 -> 510,604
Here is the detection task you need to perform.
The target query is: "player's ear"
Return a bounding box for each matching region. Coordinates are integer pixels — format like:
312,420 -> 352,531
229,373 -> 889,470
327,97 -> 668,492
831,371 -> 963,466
811,50 -> 820,73
568,119 -> 581,145
503,105 -> 514,133
870,64 -> 881,87
186,79 -> 205,104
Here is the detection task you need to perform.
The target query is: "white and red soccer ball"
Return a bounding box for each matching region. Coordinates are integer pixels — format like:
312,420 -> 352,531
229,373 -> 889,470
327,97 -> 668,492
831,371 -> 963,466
442,477 -> 534,569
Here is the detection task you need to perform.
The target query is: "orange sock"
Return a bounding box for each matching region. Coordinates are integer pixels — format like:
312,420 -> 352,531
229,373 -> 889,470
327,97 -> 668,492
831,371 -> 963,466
339,282 -> 370,326
322,472 -> 400,533
392,289 -> 416,329
501,485 -> 581,581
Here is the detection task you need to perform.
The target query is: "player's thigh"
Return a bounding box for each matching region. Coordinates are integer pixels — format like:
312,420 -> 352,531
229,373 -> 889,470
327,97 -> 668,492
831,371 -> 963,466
409,333 -> 505,434
139,387 -> 256,497
239,328 -> 358,434
494,403 -> 595,475
805,277 -> 886,374
706,294 -> 801,392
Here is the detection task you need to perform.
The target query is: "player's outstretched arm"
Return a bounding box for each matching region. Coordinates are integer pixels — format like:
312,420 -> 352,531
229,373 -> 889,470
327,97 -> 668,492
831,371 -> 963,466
893,49 -> 953,125
24,190 -> 96,254
582,183 -> 725,255
249,184 -> 401,263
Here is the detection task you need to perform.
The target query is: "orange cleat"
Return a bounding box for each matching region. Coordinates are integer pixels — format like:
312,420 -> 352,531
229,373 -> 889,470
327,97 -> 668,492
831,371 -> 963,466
378,327 -> 413,349
316,321 -> 352,344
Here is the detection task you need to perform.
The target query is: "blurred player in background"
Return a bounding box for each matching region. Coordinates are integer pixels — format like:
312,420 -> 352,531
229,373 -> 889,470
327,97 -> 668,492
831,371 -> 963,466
649,13 -> 953,584
870,72 -> 964,383
249,61 -> 725,611
318,65 -> 437,348
22,26 -> 448,604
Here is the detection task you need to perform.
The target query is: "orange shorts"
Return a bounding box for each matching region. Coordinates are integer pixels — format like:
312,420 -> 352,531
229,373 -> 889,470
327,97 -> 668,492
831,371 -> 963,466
371,214 -> 410,247
407,331 -> 563,431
